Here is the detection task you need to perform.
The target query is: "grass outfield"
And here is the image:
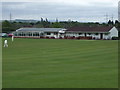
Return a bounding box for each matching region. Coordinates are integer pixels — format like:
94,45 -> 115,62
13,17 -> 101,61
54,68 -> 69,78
2,38 -> 118,88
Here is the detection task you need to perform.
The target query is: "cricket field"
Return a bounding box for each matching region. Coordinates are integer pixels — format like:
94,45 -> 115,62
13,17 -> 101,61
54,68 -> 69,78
2,38 -> 118,88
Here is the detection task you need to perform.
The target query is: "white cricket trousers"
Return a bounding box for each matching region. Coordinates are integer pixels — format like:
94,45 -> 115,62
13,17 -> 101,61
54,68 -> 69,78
4,43 -> 8,47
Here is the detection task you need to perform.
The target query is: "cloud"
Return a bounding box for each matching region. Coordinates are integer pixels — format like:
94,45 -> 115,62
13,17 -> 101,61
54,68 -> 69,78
1,0 -> 119,22
2,0 -> 119,6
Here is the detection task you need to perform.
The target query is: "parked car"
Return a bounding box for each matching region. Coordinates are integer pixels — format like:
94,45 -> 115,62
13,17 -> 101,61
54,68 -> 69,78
0,33 -> 8,37
8,33 -> 13,37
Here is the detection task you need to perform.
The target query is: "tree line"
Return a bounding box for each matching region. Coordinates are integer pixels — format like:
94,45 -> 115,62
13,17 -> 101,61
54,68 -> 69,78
1,18 -> 120,37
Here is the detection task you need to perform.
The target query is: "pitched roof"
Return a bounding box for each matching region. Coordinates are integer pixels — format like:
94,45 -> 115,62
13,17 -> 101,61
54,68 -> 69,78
16,28 -> 65,32
66,26 -> 114,33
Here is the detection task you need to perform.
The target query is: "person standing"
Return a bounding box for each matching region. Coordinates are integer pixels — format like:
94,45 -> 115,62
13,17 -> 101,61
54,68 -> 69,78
4,39 -> 8,47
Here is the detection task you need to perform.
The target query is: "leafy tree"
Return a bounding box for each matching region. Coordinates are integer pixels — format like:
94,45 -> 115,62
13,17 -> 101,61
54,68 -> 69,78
51,22 -> 62,28
45,18 -> 48,22
2,27 -> 15,33
41,18 -> 44,23
115,20 -> 119,27
36,21 -> 40,24
2,20 -> 11,27
108,20 -> 113,26
30,22 -> 34,26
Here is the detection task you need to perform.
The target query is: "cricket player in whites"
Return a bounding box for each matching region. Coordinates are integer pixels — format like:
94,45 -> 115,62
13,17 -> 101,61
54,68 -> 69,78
4,39 -> 8,47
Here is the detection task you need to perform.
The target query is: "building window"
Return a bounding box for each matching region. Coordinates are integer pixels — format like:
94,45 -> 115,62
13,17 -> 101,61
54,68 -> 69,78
36,33 -> 39,36
79,33 -> 82,35
33,33 -> 36,36
19,33 -> 21,36
47,32 -> 51,35
54,32 -> 58,35
21,32 -> 25,36
104,33 -> 109,35
14,33 -> 17,36
28,33 -> 32,36
33,32 -> 39,36
95,33 -> 99,35
88,33 -> 91,35
41,33 -> 44,36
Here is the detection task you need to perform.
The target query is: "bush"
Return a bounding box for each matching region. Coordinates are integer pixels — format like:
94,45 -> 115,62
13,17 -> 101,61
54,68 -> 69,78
112,37 -> 119,40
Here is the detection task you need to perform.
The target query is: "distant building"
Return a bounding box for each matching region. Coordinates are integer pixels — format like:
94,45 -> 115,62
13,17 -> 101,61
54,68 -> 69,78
13,26 -> 118,40
118,1 -> 120,22
13,28 -> 66,38
65,26 -> 118,39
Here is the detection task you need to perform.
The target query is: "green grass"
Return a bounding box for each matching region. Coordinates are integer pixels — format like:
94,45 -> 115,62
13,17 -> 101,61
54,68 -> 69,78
2,38 -> 118,88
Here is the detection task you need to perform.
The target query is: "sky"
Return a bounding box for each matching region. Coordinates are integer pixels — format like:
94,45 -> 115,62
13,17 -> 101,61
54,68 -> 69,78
1,0 -> 119,22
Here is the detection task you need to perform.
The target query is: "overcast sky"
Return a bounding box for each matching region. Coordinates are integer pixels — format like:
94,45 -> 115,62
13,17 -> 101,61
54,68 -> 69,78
1,0 -> 119,22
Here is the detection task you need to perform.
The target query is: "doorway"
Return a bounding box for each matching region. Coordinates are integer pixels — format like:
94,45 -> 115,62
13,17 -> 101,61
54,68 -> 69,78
100,33 -> 103,39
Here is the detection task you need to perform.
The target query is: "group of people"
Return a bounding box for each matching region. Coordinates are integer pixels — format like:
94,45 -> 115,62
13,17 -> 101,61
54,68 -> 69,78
4,36 -> 14,48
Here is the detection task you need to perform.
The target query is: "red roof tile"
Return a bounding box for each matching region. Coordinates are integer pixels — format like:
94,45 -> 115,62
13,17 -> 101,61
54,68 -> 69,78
66,26 -> 113,32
